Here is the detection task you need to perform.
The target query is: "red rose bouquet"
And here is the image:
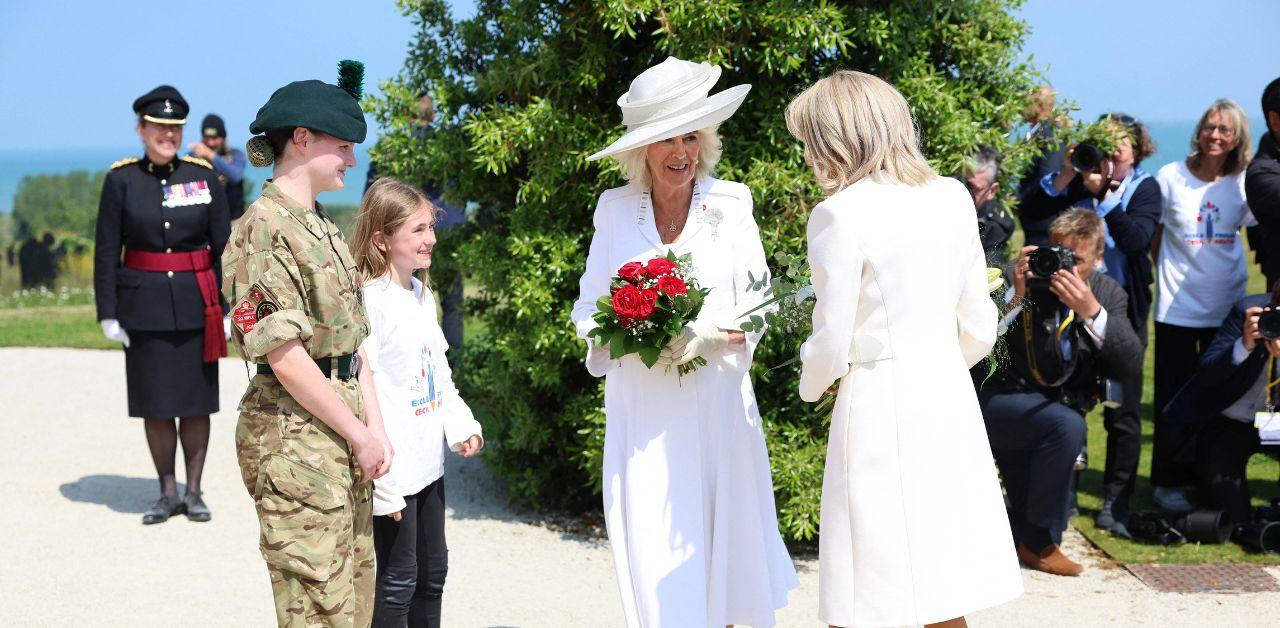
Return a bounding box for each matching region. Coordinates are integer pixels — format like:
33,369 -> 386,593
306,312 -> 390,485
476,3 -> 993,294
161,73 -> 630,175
588,252 -> 710,374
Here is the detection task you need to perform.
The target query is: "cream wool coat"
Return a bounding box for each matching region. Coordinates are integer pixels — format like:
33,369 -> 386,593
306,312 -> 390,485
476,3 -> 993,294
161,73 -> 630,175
799,177 -> 1023,627
572,177 -> 798,627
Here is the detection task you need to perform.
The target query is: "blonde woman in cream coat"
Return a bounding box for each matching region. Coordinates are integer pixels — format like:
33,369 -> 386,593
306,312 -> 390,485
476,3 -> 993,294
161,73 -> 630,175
785,71 -> 1023,628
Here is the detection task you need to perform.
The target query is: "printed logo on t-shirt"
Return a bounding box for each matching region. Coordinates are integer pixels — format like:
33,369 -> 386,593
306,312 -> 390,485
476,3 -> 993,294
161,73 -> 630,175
1184,200 -> 1234,246
409,344 -> 444,416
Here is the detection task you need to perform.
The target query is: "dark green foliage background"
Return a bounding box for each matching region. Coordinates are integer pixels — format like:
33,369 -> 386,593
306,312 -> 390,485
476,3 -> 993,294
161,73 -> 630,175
367,0 -> 1048,540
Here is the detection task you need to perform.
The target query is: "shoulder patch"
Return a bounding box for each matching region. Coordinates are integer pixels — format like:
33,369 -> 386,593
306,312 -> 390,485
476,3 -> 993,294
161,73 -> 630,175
109,157 -> 140,170
181,155 -> 213,169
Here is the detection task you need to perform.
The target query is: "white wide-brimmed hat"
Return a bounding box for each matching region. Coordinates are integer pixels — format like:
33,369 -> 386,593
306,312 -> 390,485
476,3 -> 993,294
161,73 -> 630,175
586,57 -> 751,162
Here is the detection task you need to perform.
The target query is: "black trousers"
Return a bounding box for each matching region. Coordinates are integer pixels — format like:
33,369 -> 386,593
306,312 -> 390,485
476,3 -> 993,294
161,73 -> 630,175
1099,328 -> 1147,521
1152,321 -> 1220,488
980,389 -> 1087,549
373,479 -> 448,628
1197,416 -> 1280,525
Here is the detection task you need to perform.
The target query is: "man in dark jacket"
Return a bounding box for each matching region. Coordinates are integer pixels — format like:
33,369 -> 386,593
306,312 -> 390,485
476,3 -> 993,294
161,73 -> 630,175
1247,77 -> 1280,288
1017,114 -> 1160,536
979,209 -> 1142,576
957,144 -> 1015,261
1165,289 -> 1280,525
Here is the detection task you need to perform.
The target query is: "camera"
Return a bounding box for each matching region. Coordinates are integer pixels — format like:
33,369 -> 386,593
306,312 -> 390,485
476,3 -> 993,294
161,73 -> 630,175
1070,142 -> 1105,173
1259,309 -> 1280,340
1028,245 -> 1078,278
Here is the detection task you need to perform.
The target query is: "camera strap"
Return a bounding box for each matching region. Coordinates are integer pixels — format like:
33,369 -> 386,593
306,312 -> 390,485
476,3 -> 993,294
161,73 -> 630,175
1021,305 -> 1076,388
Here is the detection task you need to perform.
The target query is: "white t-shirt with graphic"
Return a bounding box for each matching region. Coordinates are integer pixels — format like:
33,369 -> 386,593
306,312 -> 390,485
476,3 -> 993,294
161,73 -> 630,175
361,275 -> 481,516
1155,160 -> 1255,327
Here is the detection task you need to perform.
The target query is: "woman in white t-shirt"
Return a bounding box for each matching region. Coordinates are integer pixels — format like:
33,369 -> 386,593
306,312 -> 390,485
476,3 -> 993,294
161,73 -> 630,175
1151,98 -> 1255,513
352,178 -> 483,628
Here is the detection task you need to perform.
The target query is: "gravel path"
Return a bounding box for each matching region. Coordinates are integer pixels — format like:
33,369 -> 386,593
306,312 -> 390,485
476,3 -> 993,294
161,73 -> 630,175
2,347 -> 1277,626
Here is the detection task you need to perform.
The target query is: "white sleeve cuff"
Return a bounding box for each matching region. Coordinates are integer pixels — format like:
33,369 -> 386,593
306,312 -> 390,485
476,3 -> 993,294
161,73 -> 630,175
1233,338 -> 1251,365
1084,307 -> 1108,343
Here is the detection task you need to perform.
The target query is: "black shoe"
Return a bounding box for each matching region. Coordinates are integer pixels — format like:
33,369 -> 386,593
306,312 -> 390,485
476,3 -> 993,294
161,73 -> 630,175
142,494 -> 183,525
184,491 -> 211,522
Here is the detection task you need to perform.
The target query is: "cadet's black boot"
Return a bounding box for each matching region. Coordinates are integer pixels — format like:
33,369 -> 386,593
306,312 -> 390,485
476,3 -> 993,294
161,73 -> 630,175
142,494 -> 183,525
184,490 -> 211,522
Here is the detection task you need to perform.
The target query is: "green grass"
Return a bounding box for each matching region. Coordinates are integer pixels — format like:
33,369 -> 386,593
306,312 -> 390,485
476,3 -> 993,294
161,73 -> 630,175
0,304 -> 117,349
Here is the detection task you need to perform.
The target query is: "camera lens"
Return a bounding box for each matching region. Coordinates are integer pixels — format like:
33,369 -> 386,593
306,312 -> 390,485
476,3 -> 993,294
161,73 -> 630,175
1071,143 -> 1103,173
1028,248 -> 1061,278
1259,310 -> 1280,340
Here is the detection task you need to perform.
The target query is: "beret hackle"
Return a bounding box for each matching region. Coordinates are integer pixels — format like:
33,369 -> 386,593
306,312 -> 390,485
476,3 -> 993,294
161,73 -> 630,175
247,59 -> 368,146
337,60 -> 365,102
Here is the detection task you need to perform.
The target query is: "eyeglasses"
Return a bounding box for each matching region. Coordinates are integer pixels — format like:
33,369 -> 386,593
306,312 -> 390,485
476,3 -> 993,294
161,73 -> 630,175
1099,113 -> 1137,128
1200,123 -> 1238,138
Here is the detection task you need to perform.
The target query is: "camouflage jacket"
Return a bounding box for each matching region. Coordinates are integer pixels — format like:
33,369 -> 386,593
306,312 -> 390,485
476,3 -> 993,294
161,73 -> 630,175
222,181 -> 367,362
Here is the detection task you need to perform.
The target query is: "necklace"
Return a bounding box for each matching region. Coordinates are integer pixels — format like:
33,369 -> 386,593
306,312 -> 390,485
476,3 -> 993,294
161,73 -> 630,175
666,218 -> 677,233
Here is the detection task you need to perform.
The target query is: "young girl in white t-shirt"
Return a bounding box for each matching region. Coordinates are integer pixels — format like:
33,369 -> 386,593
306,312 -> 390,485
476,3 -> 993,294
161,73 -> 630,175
352,178 -> 483,628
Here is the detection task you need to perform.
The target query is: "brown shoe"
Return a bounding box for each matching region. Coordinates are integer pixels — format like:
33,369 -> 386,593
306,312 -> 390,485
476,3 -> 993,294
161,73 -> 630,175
1016,542 -> 1083,576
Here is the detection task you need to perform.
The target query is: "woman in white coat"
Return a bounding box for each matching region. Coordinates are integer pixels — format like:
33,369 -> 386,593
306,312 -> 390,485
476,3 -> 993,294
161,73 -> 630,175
571,57 -> 798,627
785,71 -> 1023,627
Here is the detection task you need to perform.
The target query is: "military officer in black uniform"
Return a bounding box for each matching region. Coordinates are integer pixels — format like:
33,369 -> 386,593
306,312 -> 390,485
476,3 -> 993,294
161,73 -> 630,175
94,85 -> 232,525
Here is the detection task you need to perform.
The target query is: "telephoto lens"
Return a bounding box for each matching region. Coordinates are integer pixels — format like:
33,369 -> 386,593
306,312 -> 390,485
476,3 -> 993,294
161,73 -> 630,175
1175,510 -> 1232,544
1258,309 -> 1280,340
1233,520 -> 1280,553
1070,143 -> 1104,173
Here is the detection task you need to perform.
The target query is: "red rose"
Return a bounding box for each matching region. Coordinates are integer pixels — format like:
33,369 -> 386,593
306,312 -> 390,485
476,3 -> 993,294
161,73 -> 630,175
638,289 -> 658,319
617,261 -> 646,284
612,285 -> 644,319
657,275 -> 687,297
645,257 -> 677,278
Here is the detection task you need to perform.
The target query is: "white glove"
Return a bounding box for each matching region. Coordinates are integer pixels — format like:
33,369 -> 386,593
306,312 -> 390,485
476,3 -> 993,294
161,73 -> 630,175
101,319 -> 131,348
223,315 -> 232,339
658,320 -> 729,367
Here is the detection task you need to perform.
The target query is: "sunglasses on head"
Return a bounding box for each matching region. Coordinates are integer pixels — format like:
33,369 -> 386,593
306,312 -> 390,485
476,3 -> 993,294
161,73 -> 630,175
1099,113 -> 1137,128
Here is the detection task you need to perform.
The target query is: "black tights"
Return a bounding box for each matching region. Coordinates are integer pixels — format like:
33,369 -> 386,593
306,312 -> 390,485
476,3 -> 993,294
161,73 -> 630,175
143,416 -> 210,496
373,479 -> 448,628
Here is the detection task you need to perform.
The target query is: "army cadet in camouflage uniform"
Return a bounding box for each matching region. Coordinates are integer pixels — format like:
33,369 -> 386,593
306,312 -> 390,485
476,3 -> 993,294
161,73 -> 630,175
223,61 -> 393,628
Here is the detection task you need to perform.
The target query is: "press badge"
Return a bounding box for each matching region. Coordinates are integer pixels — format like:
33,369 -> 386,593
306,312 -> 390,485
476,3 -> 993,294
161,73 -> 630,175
1256,411 -> 1280,445
162,180 -> 213,208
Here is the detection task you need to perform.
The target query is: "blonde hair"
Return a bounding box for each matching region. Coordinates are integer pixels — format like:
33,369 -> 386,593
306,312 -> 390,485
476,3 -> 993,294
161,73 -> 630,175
352,177 -> 437,283
1187,99 -> 1253,176
1049,208 -> 1105,256
785,70 -> 936,194
612,127 -> 723,189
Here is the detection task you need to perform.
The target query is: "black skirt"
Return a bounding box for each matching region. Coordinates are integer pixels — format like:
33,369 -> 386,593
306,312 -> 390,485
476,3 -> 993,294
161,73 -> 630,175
124,329 -> 219,418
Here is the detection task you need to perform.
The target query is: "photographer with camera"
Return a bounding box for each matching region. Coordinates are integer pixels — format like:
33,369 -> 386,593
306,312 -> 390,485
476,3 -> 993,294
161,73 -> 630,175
1018,113 -> 1160,535
979,209 -> 1142,576
956,144 -> 1015,261
1164,285 -> 1280,528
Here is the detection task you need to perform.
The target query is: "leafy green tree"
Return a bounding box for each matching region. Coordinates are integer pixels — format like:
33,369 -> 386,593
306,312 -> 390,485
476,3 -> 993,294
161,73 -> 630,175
11,171 -> 105,241
368,0 -> 1049,539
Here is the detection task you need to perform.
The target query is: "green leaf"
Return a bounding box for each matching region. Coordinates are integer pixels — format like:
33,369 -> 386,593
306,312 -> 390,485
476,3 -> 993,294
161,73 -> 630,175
637,343 -> 661,368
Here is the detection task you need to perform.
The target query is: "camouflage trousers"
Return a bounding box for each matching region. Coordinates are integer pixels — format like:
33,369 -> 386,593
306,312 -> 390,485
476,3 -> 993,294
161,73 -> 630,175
236,374 -> 374,627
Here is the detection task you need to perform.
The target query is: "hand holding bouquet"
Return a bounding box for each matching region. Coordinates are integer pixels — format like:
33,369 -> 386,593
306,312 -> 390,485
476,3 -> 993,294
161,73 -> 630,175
587,252 -> 711,375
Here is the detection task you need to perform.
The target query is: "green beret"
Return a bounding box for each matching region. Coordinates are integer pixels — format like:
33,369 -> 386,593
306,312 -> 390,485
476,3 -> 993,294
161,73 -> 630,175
249,79 -> 367,143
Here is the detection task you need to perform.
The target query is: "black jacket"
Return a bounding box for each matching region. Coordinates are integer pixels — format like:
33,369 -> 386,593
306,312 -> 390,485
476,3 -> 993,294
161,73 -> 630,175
1247,134 -> 1280,287
1018,172 -> 1161,334
94,156 -> 231,331
988,272 -> 1142,406
1165,295 -> 1270,426
977,199 -> 1016,262
1015,122 -> 1066,248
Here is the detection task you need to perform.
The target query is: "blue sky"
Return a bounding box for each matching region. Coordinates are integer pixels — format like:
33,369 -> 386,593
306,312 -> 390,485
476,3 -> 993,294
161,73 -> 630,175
0,0 -> 1276,151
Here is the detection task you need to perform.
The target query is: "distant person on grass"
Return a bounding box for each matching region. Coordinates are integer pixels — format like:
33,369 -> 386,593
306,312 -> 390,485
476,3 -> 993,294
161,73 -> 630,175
93,85 -> 230,525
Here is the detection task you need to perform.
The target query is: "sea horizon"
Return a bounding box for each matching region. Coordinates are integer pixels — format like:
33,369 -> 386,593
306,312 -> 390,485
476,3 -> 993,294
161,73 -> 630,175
0,118 -> 1267,215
